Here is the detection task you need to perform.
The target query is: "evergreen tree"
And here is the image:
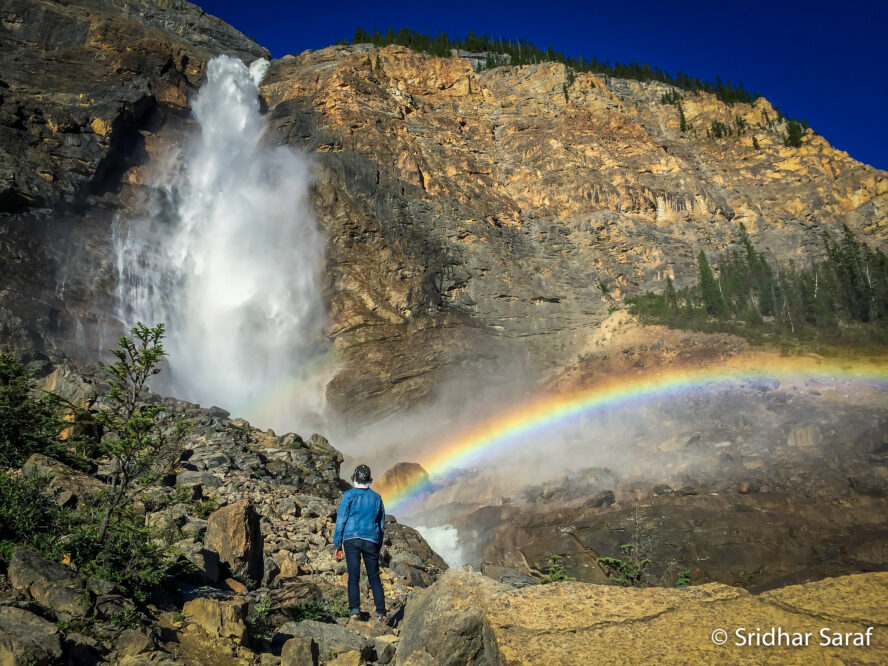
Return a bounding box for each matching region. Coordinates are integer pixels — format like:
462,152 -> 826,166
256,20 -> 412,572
784,120 -> 804,147
697,250 -> 725,315
664,276 -> 679,313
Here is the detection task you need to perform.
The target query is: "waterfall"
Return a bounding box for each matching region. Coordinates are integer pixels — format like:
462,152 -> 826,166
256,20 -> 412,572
113,55 -> 327,432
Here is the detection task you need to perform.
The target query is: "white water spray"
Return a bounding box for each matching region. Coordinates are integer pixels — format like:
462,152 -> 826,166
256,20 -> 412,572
114,55 -> 327,431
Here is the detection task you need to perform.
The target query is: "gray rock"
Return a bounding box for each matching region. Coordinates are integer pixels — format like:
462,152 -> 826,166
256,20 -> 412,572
373,638 -> 397,665
22,453 -> 106,506
0,606 -> 64,665
8,547 -> 88,617
176,470 -> 222,489
480,562 -> 538,588
384,523 -> 447,572
391,562 -> 434,588
275,620 -> 373,662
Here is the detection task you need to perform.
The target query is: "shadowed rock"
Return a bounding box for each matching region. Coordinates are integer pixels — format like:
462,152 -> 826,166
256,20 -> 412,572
0,606 -> 64,665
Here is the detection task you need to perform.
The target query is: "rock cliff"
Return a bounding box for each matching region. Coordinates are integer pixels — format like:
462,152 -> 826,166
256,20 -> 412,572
2,4 -> 886,420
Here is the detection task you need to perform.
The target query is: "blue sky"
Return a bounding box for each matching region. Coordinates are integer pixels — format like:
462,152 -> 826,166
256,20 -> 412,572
199,0 -> 887,170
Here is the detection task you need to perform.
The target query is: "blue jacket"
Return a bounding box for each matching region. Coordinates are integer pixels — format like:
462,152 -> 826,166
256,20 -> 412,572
333,487 -> 386,548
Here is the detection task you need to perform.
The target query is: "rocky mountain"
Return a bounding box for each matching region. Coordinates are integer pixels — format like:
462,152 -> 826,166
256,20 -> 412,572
1,0 -> 886,421
1,2 -> 888,663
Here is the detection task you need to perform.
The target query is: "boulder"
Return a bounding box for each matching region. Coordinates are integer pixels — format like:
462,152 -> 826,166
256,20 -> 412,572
373,637 -> 397,665
480,562 -> 538,588
22,453 -> 105,506
0,606 -> 64,665
182,597 -> 249,642
8,547 -> 89,617
391,562 -> 434,588
281,636 -> 319,666
275,620 -> 373,662
205,500 -> 263,585
291,494 -> 336,519
383,523 -> 447,571
395,570 -> 505,665
377,463 -> 428,502
115,629 -> 155,657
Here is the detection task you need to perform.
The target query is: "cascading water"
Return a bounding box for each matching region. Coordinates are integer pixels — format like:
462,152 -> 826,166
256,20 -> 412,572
114,55 -> 328,432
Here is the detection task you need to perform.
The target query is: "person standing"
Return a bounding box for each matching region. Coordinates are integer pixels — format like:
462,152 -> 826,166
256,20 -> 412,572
333,464 -> 387,620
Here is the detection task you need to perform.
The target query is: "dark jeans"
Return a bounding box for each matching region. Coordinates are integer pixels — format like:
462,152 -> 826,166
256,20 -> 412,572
344,538 -> 386,615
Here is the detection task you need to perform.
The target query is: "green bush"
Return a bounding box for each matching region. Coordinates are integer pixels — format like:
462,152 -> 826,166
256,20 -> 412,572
597,544 -> 651,587
540,554 -> 576,584
0,471 -> 68,565
286,593 -> 352,623
676,569 -> 692,588
64,507 -> 170,603
0,351 -> 62,467
247,595 -> 274,638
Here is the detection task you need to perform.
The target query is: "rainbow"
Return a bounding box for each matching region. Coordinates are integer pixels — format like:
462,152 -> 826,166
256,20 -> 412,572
378,355 -> 888,514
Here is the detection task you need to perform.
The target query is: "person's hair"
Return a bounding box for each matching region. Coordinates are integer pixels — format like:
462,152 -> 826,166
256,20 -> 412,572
352,464 -> 372,484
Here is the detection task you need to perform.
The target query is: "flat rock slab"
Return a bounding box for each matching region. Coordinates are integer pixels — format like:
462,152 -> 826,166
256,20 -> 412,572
396,570 -> 888,665
276,620 -> 374,662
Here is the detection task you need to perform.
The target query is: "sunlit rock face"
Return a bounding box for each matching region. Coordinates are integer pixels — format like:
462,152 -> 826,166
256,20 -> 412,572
1,8 -> 887,423
257,45 -> 887,421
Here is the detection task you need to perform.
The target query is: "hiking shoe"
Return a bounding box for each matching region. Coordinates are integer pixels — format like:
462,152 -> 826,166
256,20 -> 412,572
376,611 -> 387,622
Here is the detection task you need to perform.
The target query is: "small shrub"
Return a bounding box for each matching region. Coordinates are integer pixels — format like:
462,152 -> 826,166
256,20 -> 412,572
327,590 -> 350,618
65,508 -> 170,603
597,544 -> 651,587
0,351 -> 63,467
540,554 -> 575,584
248,595 -> 274,637
784,119 -> 804,148
676,569 -> 692,588
194,497 -> 219,519
107,607 -> 143,629
0,472 -> 68,565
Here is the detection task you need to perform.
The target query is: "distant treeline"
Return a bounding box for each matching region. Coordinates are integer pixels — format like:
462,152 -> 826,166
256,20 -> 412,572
347,26 -> 759,106
628,225 -> 888,348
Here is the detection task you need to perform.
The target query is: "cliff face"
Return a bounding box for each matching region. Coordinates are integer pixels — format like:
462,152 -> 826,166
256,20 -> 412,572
1,6 -> 886,420
0,0 -> 267,358
259,44 -> 887,419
